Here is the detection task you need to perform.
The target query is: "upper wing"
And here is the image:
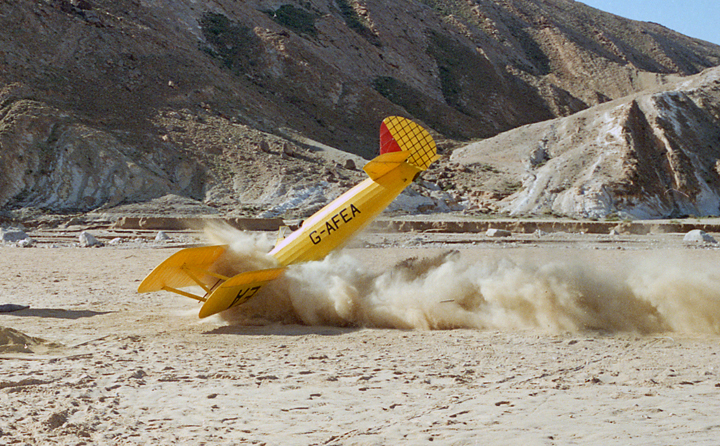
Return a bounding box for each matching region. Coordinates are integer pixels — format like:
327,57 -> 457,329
138,245 -> 229,294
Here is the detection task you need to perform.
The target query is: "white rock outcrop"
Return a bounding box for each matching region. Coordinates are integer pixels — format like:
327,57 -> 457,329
452,67 -> 720,219
154,231 -> 171,243
0,101 -> 203,212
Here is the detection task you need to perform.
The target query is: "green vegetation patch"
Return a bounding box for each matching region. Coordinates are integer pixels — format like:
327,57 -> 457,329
372,77 -> 428,117
419,0 -> 548,75
266,4 -> 317,38
508,25 -> 551,75
426,31 -> 470,110
336,0 -> 366,33
200,12 -> 261,76
475,163 -> 500,174
372,76 -> 463,139
335,0 -> 379,45
502,180 -> 523,194
416,0 -> 471,20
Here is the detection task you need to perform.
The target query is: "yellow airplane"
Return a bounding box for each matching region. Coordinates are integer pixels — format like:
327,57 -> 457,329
138,116 -> 439,318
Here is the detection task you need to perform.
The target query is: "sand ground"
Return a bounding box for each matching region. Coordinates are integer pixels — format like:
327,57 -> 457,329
1,230 -> 720,445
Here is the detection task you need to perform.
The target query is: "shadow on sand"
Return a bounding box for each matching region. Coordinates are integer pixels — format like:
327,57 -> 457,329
204,323 -> 358,337
3,308 -> 113,320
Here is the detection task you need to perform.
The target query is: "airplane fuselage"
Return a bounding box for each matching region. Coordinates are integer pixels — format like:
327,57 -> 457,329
269,162 -> 421,266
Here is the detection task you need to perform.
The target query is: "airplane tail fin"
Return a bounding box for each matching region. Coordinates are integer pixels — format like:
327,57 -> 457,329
138,245 -> 284,318
379,116 -> 438,171
363,116 -> 438,180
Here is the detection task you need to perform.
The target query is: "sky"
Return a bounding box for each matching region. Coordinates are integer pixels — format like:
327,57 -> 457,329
579,0 -> 720,45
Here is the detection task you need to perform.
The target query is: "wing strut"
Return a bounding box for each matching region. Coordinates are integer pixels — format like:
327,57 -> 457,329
161,286 -> 207,303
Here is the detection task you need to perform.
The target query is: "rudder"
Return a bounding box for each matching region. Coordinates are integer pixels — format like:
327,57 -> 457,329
379,116 -> 438,171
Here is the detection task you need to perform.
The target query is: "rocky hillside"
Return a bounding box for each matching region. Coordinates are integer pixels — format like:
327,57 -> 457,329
2,0 -> 720,217
452,66 -> 720,219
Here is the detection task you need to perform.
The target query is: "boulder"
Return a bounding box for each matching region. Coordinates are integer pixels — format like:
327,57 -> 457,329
486,228 -> 512,238
1,229 -> 29,243
683,229 -> 717,244
257,141 -> 271,153
282,143 -> 296,157
79,231 -> 103,247
17,238 -> 35,248
154,231 -> 171,243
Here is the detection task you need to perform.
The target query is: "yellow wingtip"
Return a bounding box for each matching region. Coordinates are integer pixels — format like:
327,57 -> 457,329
137,245 -> 229,293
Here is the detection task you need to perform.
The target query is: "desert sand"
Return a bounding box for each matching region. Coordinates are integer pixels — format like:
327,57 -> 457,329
1,227 -> 720,445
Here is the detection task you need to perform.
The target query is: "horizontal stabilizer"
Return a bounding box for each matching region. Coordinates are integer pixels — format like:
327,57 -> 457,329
138,245 -> 229,293
199,267 -> 286,318
363,151 -> 410,180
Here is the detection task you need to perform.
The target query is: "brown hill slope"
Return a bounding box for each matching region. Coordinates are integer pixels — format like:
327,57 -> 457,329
1,0 -> 720,214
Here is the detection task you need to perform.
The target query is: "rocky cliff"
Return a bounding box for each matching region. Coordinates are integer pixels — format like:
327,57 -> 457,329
452,66 -> 720,219
2,0 -> 720,216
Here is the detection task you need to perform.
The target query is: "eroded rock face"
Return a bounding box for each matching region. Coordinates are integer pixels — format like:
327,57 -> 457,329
452,67 -> 720,219
0,101 -> 204,211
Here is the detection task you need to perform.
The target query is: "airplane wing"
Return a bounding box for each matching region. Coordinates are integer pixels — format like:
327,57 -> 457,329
138,245 -> 229,296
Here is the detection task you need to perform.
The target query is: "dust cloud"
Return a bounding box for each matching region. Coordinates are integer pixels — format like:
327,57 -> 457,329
208,227 -> 720,334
